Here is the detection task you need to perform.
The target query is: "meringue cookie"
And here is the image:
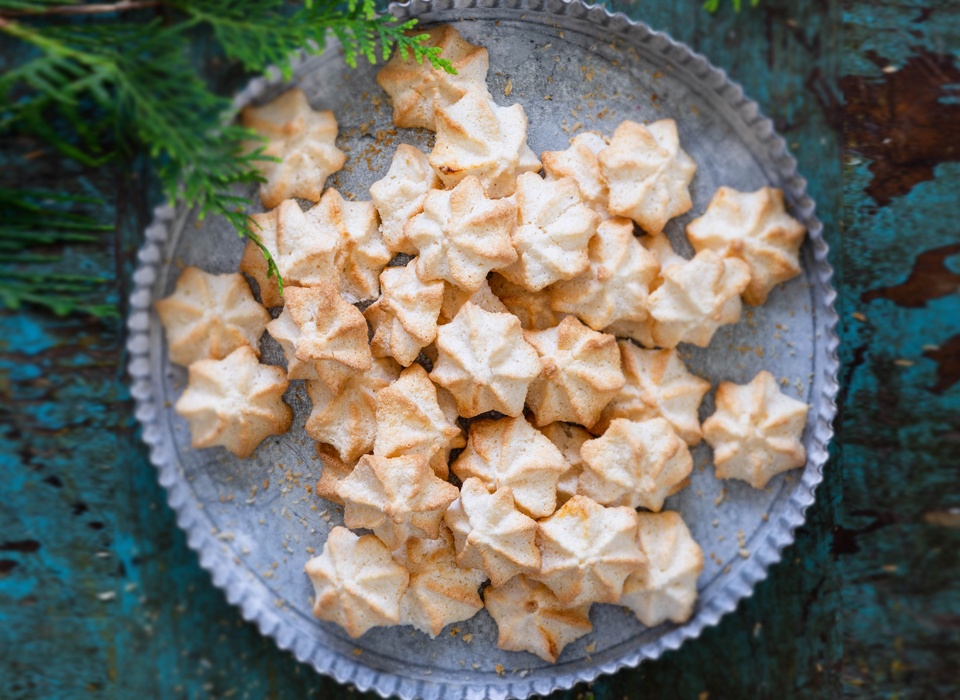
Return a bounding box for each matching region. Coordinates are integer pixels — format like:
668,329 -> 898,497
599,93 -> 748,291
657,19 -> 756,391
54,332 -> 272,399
240,200 -> 340,308
701,370 -> 809,489
533,495 -> 645,607
305,527 -> 408,638
599,234 -> 687,345
620,511 -> 703,627
686,186 -> 806,305
365,262 -> 444,367
647,250 -> 751,348
578,418 -> 693,511
430,91 -> 541,198
489,273 -> 565,330
174,346 -> 291,458
444,478 -> 541,587
438,278 -> 508,325
156,266 -> 269,366
499,173 -> 600,291
397,528 -> 487,637
550,217 -> 659,334
641,231 -> 688,273
484,574 -> 592,663
405,176 -> 517,293
310,188 -> 391,303
266,283 -> 372,389
451,416 -> 565,519
374,364 -> 465,479
600,233 -> 693,347
336,454 -> 460,550
539,422 -> 592,506
430,302 -> 542,418
241,88 -> 346,209
594,342 -> 710,446
598,119 -> 696,235
305,358 -> 402,462
524,316 -> 625,428
365,304 -> 422,370
313,444 -> 354,506
377,25 -> 492,131
542,131 -> 610,214
369,144 -> 442,254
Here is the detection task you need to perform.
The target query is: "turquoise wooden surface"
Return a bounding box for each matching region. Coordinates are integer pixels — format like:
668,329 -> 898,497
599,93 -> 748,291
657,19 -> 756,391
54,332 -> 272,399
0,0 -> 956,698
839,1 -> 960,695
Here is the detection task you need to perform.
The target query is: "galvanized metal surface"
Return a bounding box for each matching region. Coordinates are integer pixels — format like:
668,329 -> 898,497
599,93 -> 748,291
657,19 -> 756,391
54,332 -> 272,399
125,2 -> 839,698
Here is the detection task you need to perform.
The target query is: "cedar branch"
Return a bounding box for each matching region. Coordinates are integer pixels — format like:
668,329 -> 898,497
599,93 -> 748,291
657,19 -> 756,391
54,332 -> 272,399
0,1 -> 161,18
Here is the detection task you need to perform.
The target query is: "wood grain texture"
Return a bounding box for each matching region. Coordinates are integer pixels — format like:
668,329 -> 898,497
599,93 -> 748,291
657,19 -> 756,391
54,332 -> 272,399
0,0 -> 950,698
839,1 -> 960,697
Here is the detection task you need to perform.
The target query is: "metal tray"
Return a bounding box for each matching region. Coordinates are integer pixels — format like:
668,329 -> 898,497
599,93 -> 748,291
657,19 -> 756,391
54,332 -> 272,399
126,1 -> 840,698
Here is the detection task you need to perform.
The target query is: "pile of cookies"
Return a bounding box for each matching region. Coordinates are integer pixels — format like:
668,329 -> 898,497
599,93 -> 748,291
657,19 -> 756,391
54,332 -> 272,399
155,26 -> 811,662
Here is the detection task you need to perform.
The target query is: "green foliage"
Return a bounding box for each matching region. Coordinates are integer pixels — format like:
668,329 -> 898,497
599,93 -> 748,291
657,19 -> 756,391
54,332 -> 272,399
185,0 -> 455,78
0,188 -> 117,317
0,0 -> 453,317
703,0 -> 760,12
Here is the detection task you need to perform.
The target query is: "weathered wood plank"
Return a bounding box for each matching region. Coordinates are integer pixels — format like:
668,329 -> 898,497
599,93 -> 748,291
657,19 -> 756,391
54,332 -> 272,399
0,1 -> 855,698
839,1 -> 960,696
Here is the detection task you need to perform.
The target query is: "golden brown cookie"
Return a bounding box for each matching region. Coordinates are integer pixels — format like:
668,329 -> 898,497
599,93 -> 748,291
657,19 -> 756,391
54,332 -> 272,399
373,364 -> 465,479
701,370 -> 809,488
336,454 -> 459,550
451,416 -> 565,519
156,266 -> 269,366
578,418 -> 693,511
305,358 -> 401,462
377,25 -> 491,131
444,478 -> 541,587
524,316 -> 625,428
305,527 -> 408,638
484,574 -> 592,663
550,217 -> 659,336
174,346 -> 291,458
369,144 -> 442,255
365,263 -> 444,367
686,186 -> 806,305
241,89 -> 345,208
430,302 -> 541,417
594,342 -> 710,446
405,176 -> 517,293
430,91 -> 541,198
598,119 -> 696,235
499,173 -> 600,291
397,528 -> 487,637
533,495 -> 645,607
620,511 -> 703,627
266,283 -> 372,388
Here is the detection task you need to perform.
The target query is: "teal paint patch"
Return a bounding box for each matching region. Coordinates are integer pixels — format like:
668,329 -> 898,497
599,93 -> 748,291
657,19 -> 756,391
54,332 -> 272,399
840,2 -> 960,696
0,359 -> 41,381
0,315 -> 57,356
21,0 -> 958,698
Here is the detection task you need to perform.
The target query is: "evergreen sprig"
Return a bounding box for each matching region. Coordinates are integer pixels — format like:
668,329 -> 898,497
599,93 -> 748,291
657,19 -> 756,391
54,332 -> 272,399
0,0 -> 454,317
0,188 -> 117,317
703,0 -> 760,12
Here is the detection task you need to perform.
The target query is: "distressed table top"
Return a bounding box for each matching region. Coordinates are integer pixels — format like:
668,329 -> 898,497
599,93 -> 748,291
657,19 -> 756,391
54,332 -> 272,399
0,1 -> 957,699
